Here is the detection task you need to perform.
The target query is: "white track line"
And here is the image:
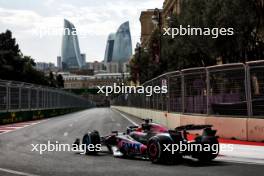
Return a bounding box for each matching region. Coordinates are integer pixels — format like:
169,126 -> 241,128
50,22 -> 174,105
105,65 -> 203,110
109,113 -> 115,122
0,168 -> 39,176
112,109 -> 139,126
64,132 -> 69,137
0,120 -> 46,136
216,157 -> 264,165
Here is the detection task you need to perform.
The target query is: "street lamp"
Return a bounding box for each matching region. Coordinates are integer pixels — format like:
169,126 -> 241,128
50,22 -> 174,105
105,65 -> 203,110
136,42 -> 142,53
166,15 -> 174,27
135,42 -> 141,85
152,8 -> 162,63
152,8 -> 162,29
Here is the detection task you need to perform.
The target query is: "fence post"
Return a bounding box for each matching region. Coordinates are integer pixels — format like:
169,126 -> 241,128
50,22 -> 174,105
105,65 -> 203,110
167,75 -> 170,112
151,81 -> 155,109
28,87 -> 31,110
36,88 -> 38,110
6,82 -> 9,112
206,68 -> 210,115
19,85 -> 22,110
245,64 -> 253,117
42,88 -> 44,109
44,89 -> 46,109
181,72 -> 185,114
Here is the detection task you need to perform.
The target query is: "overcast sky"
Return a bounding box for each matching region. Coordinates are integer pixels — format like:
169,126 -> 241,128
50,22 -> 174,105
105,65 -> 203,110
0,0 -> 163,64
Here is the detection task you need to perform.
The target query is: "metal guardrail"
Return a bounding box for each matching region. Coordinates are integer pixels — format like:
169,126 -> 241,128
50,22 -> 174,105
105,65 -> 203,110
0,79 -> 94,112
112,60 -> 264,118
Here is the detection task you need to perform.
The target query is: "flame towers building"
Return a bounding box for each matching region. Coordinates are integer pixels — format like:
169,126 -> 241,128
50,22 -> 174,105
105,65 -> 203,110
104,33 -> 116,64
61,19 -> 84,70
104,21 -> 132,64
112,21 -> 132,62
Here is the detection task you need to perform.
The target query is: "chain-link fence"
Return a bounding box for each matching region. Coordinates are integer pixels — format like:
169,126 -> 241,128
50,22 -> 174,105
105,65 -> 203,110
247,61 -> 264,116
208,64 -> 247,116
112,60 -> 264,118
0,80 -> 94,112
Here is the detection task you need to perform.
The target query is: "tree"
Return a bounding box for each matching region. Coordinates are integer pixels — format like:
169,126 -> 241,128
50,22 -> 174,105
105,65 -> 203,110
130,48 -> 153,83
167,0 -> 260,63
0,30 -> 22,80
48,71 -> 55,87
56,74 -> 64,88
130,0 -> 263,84
0,30 -> 62,87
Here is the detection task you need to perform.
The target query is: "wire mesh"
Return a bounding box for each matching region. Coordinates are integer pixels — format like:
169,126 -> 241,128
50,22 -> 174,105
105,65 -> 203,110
0,86 -> 7,110
247,61 -> 264,117
0,79 -> 92,112
9,87 -> 20,110
208,64 -> 247,116
21,87 -> 30,109
168,72 -> 182,113
182,68 -> 207,114
111,60 -> 264,118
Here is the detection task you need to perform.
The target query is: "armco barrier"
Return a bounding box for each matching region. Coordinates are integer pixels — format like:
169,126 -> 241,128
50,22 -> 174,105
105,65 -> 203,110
204,117 -> 247,140
111,106 -> 264,142
248,119 -> 264,141
0,108 -> 85,125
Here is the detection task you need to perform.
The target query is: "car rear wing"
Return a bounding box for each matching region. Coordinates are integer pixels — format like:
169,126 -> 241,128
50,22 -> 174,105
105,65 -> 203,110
175,124 -> 213,131
126,126 -> 139,134
174,124 -> 217,137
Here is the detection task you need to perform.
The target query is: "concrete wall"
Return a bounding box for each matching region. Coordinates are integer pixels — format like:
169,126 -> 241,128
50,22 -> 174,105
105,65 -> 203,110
111,106 -> 264,142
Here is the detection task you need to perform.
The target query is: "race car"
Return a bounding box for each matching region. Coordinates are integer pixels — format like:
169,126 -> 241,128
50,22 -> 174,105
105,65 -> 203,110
75,119 -> 219,164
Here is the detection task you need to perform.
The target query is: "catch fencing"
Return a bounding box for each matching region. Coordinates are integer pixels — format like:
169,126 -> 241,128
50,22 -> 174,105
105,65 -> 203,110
112,60 -> 264,118
0,80 -> 94,112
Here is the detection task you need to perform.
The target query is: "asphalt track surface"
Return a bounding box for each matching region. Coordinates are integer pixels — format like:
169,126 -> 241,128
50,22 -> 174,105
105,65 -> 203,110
0,108 -> 263,176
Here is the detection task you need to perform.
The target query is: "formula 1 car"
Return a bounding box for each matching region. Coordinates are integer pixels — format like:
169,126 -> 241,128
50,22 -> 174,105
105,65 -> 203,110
75,119 -> 219,164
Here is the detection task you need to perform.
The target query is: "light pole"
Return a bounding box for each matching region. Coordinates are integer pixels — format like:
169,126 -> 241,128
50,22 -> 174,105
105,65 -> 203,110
166,15 -> 174,27
152,8 -> 162,29
135,42 -> 142,85
136,42 -> 142,54
152,8 -> 162,63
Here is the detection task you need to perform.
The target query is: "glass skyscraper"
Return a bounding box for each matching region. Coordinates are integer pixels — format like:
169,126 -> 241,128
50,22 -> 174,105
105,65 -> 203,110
61,19 -> 83,70
104,33 -> 116,64
104,21 -> 132,64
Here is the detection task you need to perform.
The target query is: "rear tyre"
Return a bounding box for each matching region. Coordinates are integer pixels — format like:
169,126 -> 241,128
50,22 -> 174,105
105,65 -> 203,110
82,130 -> 101,155
148,136 -> 182,164
194,136 -> 219,162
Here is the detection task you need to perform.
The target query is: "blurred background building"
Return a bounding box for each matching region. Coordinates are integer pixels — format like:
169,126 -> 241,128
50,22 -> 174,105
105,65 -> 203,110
35,62 -> 56,72
104,33 -> 116,64
104,21 -> 132,73
61,19 -> 85,70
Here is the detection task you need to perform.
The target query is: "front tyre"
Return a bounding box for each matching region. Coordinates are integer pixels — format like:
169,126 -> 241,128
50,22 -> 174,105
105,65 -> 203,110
82,130 -> 101,155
